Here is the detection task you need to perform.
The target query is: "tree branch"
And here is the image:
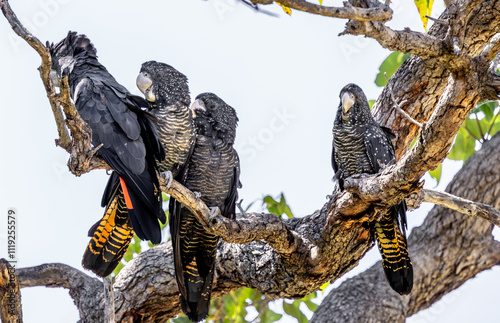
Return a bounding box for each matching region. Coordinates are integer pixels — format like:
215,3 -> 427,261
251,0 -> 393,22
3,0 -> 500,321
384,72 -> 423,128
421,188 -> 500,227
161,175 -> 315,262
312,131 -> 500,323
0,0 -> 108,177
341,21 -> 445,58
16,263 -> 103,321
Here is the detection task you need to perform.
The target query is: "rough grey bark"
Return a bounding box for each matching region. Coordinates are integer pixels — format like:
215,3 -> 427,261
311,133 -> 500,323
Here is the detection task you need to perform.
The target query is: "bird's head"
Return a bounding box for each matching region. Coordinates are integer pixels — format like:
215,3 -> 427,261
337,83 -> 373,125
190,92 -> 238,145
48,31 -> 97,79
137,61 -> 190,108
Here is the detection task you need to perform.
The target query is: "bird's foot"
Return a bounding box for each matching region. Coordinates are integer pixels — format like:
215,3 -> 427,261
193,191 -> 202,201
208,207 -> 221,224
162,171 -> 173,190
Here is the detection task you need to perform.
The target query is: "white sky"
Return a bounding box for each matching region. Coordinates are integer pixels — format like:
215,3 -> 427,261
0,0 -> 498,322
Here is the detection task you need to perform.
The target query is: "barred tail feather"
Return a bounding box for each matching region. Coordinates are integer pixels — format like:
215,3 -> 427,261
180,256 -> 214,322
374,208 -> 413,295
172,203 -> 217,322
82,189 -> 135,277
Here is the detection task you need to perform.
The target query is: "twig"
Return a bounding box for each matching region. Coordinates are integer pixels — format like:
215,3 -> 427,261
487,111 -> 499,137
0,259 -> 23,323
425,15 -> 449,26
474,114 -> 485,142
462,120 -> 481,141
251,0 -> 393,22
236,199 -> 247,215
384,73 -> 423,128
0,0 -> 72,151
239,0 -> 279,17
422,189 -> 500,227
0,0 -> 107,177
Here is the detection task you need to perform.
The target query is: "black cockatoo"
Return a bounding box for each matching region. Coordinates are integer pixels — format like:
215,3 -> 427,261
171,93 -> 240,322
49,31 -> 166,275
81,60 -> 196,277
331,83 -> 413,295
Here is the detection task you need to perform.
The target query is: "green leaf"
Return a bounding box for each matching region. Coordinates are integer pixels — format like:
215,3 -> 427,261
462,116 -> 487,139
448,127 -> 476,161
368,100 -> 376,109
475,100 -> 497,121
132,235 -> 142,254
375,52 -> 410,87
428,163 -> 442,184
283,301 -> 308,323
162,192 -> 169,202
263,193 -> 294,218
302,292 -> 318,312
414,0 -> 434,31
260,309 -> 282,322
490,116 -> 500,136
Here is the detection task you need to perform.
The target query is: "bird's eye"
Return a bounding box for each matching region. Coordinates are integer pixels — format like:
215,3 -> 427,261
350,93 -> 355,99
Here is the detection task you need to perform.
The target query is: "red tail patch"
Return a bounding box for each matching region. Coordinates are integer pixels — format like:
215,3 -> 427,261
119,178 -> 134,209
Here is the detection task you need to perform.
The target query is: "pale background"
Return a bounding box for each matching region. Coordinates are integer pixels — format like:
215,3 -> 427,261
0,0 -> 498,322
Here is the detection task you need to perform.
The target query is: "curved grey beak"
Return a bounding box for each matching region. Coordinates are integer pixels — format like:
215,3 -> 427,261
136,72 -> 155,102
190,99 -> 206,118
342,91 -> 355,113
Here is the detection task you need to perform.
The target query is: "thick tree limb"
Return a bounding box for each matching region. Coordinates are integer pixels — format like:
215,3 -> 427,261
16,263 -> 103,321
14,134 -> 500,322
0,259 -> 22,323
251,0 -> 393,22
312,132 -> 500,322
3,0 -> 500,321
162,176 -> 314,261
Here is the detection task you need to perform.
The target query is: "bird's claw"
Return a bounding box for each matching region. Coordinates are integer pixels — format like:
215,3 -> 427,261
208,207 -> 221,224
194,191 -> 202,201
162,170 -> 173,190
